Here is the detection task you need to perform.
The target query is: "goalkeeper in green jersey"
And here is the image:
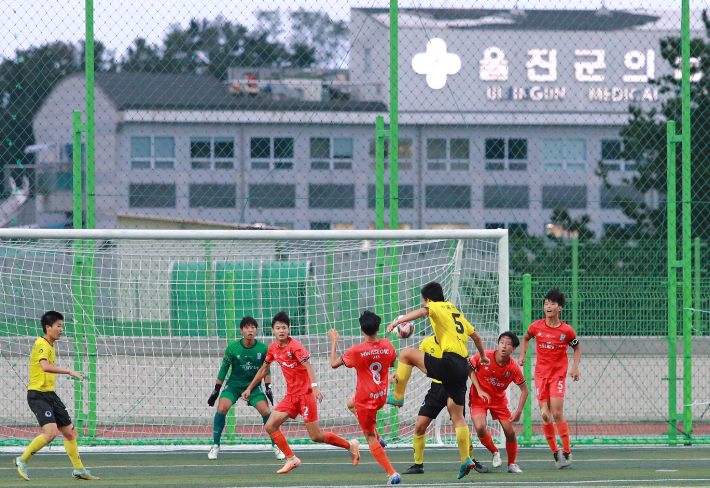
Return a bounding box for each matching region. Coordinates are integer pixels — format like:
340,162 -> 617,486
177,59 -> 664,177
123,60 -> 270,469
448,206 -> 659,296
207,316 -> 285,460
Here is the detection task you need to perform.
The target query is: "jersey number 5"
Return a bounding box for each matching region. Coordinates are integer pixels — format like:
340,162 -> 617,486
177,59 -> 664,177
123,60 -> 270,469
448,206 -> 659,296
452,313 -> 464,334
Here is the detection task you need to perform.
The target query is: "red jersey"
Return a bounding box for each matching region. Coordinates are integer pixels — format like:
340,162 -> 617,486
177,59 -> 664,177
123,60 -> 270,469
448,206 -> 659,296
341,338 -> 397,410
527,319 -> 578,378
469,350 -> 526,403
265,337 -> 311,396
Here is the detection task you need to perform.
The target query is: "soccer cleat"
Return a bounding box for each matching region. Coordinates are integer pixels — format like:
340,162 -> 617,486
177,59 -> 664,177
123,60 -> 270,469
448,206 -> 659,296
72,468 -> 100,480
492,451 -> 502,468
472,458 -> 489,473
378,437 -> 387,449
277,457 -> 301,474
348,439 -> 360,466
208,444 -> 220,460
559,451 -> 571,469
386,393 -> 404,408
403,463 -> 424,474
553,450 -> 561,468
272,444 -> 286,460
507,463 -> 523,473
387,472 -> 402,484
14,457 -> 29,481
457,457 -> 475,479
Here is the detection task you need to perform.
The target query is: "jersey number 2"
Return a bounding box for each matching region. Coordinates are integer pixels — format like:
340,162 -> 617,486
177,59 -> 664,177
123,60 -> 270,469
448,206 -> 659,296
452,313 -> 464,334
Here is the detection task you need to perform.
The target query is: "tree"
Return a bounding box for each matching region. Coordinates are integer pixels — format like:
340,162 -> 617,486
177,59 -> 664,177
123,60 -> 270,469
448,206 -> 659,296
610,11 -> 710,239
547,207 -> 594,245
288,9 -> 348,68
121,38 -> 161,73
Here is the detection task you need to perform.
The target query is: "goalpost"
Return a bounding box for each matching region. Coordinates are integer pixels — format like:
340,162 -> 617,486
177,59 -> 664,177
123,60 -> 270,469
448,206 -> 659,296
0,229 -> 508,448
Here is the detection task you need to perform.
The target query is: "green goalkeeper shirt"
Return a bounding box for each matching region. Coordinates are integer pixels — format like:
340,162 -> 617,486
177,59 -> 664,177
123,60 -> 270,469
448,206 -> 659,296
218,339 -> 269,391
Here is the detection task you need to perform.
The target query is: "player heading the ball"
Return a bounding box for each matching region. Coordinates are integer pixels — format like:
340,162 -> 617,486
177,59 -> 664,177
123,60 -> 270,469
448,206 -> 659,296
386,281 -> 489,480
469,331 -> 529,473
518,289 -> 581,469
242,311 -> 360,473
329,310 -> 401,485
15,311 -> 99,481
206,316 -> 284,461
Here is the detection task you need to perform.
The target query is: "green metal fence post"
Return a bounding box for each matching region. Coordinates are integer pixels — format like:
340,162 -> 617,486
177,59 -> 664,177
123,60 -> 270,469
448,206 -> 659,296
225,272 -> 236,439
681,0 -> 693,445
522,274 -> 532,443
694,239 -> 704,337
71,111 -> 85,434
572,237 -> 579,332
667,120 -> 680,445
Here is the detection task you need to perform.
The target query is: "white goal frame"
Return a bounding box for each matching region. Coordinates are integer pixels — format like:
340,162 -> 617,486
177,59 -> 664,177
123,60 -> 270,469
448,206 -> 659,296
0,228 -> 509,447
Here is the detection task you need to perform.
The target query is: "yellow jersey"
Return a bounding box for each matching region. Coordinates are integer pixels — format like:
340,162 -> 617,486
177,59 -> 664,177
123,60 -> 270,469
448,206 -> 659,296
419,335 -> 443,384
28,337 -> 56,392
425,301 -> 475,358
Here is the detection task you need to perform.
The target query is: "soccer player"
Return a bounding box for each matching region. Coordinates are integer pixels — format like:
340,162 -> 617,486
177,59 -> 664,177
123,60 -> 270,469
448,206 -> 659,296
207,316 -> 284,460
328,311 -> 401,484
14,311 -> 99,481
386,282 -> 490,479
518,289 -> 581,469
242,311 -> 359,473
469,331 -> 529,474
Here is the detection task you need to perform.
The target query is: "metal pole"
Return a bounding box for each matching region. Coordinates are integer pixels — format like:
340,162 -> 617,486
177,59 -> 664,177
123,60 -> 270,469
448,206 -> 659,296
522,274 -> 532,443
572,237 -> 579,331
85,0 -> 95,230
388,0 -> 399,232
681,0 -> 693,444
225,271 -> 236,439
667,120 -> 679,445
71,111 -> 85,434
694,238 -> 703,338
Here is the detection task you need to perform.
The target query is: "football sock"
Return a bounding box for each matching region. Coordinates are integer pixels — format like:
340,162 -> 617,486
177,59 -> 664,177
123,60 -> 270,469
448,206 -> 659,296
413,434 -> 426,464
375,429 -> 382,441
63,439 -> 84,469
370,441 -> 396,475
469,438 -> 474,459
557,421 -> 571,453
262,414 -> 275,446
455,426 -> 471,464
324,432 -> 351,450
269,431 -> 294,458
542,422 -> 559,452
21,435 -> 49,462
478,432 -> 499,454
213,412 -> 227,445
393,363 -> 413,401
506,441 -> 518,465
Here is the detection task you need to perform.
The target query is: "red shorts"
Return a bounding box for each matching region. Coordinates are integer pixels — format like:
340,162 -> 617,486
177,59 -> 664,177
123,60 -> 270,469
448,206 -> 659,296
355,405 -> 379,433
535,376 -> 566,403
470,398 -> 513,422
275,393 -> 319,423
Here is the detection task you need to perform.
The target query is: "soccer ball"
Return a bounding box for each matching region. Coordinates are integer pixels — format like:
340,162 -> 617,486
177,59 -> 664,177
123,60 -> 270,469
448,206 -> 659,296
393,316 -> 415,339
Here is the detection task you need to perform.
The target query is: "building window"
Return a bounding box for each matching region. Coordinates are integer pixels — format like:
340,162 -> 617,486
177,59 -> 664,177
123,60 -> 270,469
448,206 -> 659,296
311,222 -> 331,230
425,185 -> 471,209
248,184 -> 296,209
275,222 -> 294,229
129,183 -> 176,208
601,139 -> 635,171
426,138 -> 469,171
485,222 -> 529,235
308,184 -> 355,209
542,185 -> 588,209
333,223 -> 355,230
543,138 -> 586,171
485,138 -> 527,171
131,136 -> 175,169
600,185 -> 643,209
485,222 -> 506,230
190,137 -> 234,170
364,48 -> 373,73
368,138 -> 413,170
367,185 -> 415,209
250,137 -> 294,170
310,137 -> 353,170
189,184 -> 236,208
483,185 -> 530,209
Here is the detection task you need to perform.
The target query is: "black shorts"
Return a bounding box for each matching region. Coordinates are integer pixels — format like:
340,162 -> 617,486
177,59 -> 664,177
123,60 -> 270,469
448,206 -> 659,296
423,352 -> 469,406
27,391 -> 72,427
418,382 -> 447,419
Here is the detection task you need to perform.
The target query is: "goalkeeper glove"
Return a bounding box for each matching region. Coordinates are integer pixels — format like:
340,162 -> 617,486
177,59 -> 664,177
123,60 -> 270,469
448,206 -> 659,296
265,383 -> 274,405
208,383 -> 222,407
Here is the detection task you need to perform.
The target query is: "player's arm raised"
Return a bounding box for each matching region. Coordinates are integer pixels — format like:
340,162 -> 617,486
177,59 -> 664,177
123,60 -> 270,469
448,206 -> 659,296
569,338 -> 581,381
327,329 -> 343,369
386,308 -> 428,333
39,359 -> 83,380
469,331 -> 490,365
241,362 -> 270,401
302,360 -> 323,402
517,332 -> 533,366
509,381 -> 529,423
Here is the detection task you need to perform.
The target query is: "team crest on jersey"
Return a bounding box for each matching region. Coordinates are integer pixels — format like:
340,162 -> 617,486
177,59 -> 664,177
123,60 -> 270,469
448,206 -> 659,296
45,411 -> 52,417
559,334 -> 566,341
257,353 -> 262,359
505,372 -> 510,377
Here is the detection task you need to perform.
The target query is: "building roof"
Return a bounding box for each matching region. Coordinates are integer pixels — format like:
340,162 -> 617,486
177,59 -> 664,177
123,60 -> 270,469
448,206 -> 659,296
93,72 -> 386,112
357,8 -> 661,31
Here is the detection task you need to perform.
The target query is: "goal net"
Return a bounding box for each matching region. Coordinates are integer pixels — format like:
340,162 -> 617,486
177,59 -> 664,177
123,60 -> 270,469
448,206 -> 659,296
0,229 -> 508,447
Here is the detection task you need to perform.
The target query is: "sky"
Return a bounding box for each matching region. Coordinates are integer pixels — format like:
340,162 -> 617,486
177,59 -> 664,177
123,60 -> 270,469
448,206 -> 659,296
0,0 -> 699,61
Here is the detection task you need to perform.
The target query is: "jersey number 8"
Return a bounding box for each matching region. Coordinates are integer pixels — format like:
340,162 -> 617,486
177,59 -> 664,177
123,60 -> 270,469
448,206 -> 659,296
370,362 -> 382,385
